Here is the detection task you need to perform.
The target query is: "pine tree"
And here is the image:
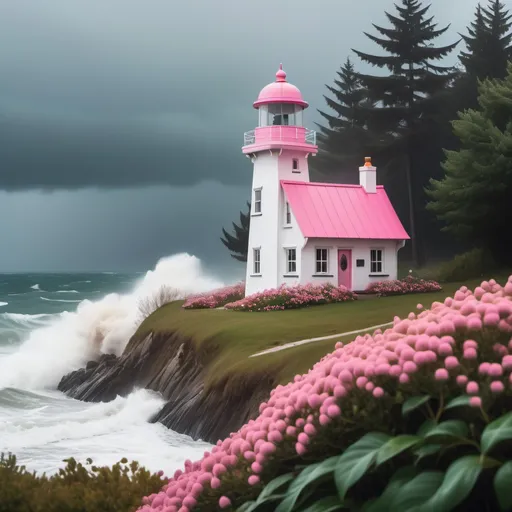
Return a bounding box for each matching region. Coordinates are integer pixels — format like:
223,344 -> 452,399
460,0 -> 512,81
314,58 -> 374,183
220,202 -> 250,262
351,0 -> 460,266
426,63 -> 512,264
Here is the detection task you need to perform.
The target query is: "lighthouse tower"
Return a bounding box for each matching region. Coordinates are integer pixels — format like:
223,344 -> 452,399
242,64 -> 318,297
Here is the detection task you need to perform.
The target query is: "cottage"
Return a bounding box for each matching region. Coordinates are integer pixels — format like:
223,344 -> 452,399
242,64 -> 409,296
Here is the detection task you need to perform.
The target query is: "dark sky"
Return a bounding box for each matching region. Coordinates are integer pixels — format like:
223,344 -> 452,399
0,0 -> 479,275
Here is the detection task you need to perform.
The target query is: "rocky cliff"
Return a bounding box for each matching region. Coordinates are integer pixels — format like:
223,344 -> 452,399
57,331 -> 276,444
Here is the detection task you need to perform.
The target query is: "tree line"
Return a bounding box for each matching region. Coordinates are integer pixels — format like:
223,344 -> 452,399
222,0 -> 512,268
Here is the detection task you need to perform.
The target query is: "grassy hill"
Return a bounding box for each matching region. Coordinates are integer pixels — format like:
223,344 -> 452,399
133,275 -> 511,390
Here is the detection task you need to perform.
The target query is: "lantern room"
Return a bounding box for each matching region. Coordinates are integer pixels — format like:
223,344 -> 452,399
242,64 -> 317,154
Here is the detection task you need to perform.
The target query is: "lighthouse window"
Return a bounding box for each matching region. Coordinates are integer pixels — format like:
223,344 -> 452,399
253,188 -> 262,214
285,248 -> 297,274
285,202 -> 291,225
253,248 -> 261,275
292,159 -> 299,171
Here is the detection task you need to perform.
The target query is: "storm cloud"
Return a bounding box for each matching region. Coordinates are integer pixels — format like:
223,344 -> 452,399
0,0 -> 477,190
0,0 -> 480,273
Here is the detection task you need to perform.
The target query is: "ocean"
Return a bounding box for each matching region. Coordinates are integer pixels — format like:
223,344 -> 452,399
0,254 -> 223,477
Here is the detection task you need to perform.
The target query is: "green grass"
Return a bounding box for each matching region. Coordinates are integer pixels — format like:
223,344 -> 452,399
134,274 -> 511,389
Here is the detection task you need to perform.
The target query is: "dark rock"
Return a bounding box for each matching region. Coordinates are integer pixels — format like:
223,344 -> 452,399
57,332 -> 275,444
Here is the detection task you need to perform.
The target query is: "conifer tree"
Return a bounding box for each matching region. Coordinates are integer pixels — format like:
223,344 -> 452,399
426,63 -> 512,264
459,0 -> 512,81
351,0 -> 459,266
314,58 -> 373,183
220,202 -> 250,262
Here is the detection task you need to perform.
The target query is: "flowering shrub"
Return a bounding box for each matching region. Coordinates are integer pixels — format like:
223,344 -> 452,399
366,274 -> 442,296
224,283 -> 357,312
138,276 -> 512,511
182,283 -> 245,309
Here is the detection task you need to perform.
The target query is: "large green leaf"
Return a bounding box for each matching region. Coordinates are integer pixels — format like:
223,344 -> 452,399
376,435 -> 422,466
402,395 -> 431,416
417,419 -> 437,437
300,496 -> 345,511
275,456 -> 340,512
363,466 -> 418,512
418,455 -> 483,511
388,471 -> 444,510
255,473 -> 294,503
422,420 -> 470,442
414,443 -> 442,462
334,432 -> 390,500
444,395 -> 471,410
494,461 -> 512,511
481,412 -> 512,455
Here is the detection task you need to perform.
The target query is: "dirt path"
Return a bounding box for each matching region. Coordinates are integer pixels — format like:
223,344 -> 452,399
248,321 -> 393,358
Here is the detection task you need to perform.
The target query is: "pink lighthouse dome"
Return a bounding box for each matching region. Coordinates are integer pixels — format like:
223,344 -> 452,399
242,64 -> 317,154
253,64 -> 309,109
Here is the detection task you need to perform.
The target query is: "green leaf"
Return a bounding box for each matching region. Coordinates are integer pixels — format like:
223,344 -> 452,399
414,443 -> 442,461
422,420 -> 470,442
444,395 -> 471,410
256,473 -> 294,503
376,435 -> 422,466
275,456 -> 339,512
419,455 -> 483,510
334,432 -> 390,500
417,419 -> 437,437
300,496 -> 344,511
494,461 -> 512,511
363,466 -> 418,512
481,412 -> 512,455
402,395 -> 431,416
389,471 -> 444,510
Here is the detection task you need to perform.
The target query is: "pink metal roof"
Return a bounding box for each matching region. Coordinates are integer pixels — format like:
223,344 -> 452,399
253,64 -> 308,109
281,181 -> 410,240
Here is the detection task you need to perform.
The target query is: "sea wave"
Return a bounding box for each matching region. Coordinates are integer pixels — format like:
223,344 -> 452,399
30,284 -> 41,290
0,253 -> 224,390
55,290 -> 79,294
0,302 -> 7,307
40,297 -> 82,304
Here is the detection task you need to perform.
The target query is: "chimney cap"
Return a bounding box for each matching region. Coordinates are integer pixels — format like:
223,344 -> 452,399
364,156 -> 372,167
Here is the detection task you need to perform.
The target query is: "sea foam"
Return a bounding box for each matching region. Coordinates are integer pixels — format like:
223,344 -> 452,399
0,253 -> 224,390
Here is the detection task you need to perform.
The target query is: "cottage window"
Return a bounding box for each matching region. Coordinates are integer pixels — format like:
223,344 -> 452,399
253,189 -> 262,214
253,248 -> 261,274
370,249 -> 383,273
286,248 -> 297,274
285,202 -> 292,225
316,248 -> 328,274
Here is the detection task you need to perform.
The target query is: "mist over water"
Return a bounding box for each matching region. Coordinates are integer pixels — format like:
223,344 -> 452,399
0,254 -> 222,475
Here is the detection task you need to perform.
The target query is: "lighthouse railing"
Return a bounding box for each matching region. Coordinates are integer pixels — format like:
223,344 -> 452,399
243,127 -> 317,146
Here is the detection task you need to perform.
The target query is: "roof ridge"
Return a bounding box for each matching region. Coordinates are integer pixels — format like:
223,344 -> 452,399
280,180 -> 384,189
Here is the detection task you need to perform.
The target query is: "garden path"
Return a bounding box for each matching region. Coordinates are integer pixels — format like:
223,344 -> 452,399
248,321 -> 393,358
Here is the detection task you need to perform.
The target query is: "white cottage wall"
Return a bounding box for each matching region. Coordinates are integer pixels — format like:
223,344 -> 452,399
300,238 -> 403,291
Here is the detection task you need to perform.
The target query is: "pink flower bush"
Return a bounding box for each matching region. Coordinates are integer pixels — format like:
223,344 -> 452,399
183,282 -> 245,309
366,274 -> 442,296
138,276 -> 512,511
224,283 -> 357,312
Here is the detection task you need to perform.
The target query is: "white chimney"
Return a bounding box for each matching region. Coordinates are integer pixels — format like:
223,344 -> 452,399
359,156 -> 376,193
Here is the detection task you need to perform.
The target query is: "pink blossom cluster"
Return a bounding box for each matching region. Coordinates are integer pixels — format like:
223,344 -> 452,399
224,283 -> 356,312
366,275 -> 442,297
182,282 -> 245,309
138,276 -> 512,511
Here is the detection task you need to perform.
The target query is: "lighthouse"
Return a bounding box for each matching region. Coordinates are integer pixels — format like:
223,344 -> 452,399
242,65 -> 409,297
242,64 -> 318,297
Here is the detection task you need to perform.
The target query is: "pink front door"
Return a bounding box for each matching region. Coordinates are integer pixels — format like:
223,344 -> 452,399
337,250 -> 352,289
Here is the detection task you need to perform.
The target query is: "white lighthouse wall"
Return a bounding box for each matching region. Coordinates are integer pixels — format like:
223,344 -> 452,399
299,238 -> 402,291
245,149 -> 310,297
